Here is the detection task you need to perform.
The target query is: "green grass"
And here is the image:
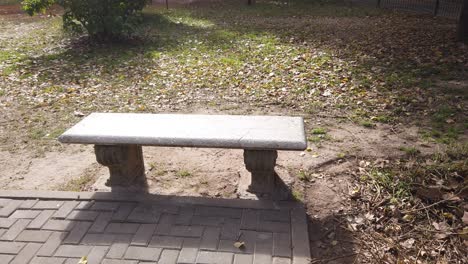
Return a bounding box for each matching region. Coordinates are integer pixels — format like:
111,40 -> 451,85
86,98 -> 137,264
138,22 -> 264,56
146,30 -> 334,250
399,146 -> 420,157
58,174 -> 96,192
311,127 -> 327,135
177,169 -> 191,178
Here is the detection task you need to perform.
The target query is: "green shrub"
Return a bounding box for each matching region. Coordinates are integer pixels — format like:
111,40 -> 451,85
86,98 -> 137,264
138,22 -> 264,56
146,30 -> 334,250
22,0 -> 149,41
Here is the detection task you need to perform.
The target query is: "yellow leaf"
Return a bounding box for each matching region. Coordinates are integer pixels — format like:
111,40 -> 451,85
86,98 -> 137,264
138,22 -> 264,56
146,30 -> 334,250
233,241 -> 245,248
78,256 -> 88,264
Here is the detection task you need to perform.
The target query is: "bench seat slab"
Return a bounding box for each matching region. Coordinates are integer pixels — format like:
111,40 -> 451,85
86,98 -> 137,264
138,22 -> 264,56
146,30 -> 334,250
58,113 -> 307,151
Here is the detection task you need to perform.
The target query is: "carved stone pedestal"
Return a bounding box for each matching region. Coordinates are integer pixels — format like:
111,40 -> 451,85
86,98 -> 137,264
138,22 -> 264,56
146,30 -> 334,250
94,145 -> 147,191
239,149 -> 293,200
243,149 -> 277,194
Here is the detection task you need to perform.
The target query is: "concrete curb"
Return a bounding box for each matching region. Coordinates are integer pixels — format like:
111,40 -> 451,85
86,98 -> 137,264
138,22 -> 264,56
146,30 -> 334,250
0,190 -> 303,210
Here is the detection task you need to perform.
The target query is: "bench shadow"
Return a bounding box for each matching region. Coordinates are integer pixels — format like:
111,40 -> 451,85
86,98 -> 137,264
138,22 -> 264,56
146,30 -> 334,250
306,214 -> 358,263
48,190 -> 317,263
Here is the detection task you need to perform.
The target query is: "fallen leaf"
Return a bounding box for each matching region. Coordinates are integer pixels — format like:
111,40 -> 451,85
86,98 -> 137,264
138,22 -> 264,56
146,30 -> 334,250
78,256 -> 88,264
400,238 -> 415,249
462,211 -> 468,225
233,241 -> 245,248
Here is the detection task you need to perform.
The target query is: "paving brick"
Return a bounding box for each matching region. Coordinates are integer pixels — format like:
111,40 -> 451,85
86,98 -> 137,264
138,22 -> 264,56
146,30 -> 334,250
195,207 -> 242,219
63,221 -> 91,244
114,234 -> 133,243
33,201 -> 64,210
124,246 -> 161,261
131,224 -> 156,246
178,248 -> 198,264
87,246 -> 109,263
151,204 -> 179,215
191,216 -> 224,227
177,238 -> 200,264
16,230 -> 53,242
111,203 -> 135,222
217,230 -> 256,254
175,206 -> 194,225
0,200 -> 22,217
28,210 -> 55,229
233,254 -> 253,264
37,232 -> 67,257
149,236 -> 183,249
102,259 -> 138,264
0,254 -> 15,263
154,214 -> 175,236
273,233 -> 291,258
30,256 -> 66,264
183,237 -> 200,248
53,201 -> 79,219
54,245 -> 93,258
105,223 -> 140,234
290,208 -> 310,264
66,210 -> 99,221
196,251 -> 233,264
0,198 -> 13,207
91,202 -> 120,211
220,218 -> 240,240
170,225 -> 204,238
1,219 -> 31,240
256,221 -> 290,234
63,258 -> 80,264
259,210 -> 290,223
75,201 -> 94,210
0,218 -> 17,228
0,241 -> 26,254
272,257 -> 291,264
0,229 -> 5,237
158,249 -> 179,264
42,220 -> 75,231
81,233 -> 115,245
19,200 -> 38,209
11,242 -> 42,264
241,210 -> 258,230
253,233 -> 273,264
200,227 -> 220,250
127,206 -> 160,224
106,243 -> 129,259
9,210 -> 41,219
88,212 -> 113,233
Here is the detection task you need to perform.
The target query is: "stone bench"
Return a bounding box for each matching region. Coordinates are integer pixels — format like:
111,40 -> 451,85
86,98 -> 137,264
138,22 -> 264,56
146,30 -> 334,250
58,113 -> 307,197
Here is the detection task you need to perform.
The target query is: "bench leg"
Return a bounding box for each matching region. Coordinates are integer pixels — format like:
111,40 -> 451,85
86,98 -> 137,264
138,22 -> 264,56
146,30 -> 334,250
243,150 -> 278,194
94,145 -> 146,189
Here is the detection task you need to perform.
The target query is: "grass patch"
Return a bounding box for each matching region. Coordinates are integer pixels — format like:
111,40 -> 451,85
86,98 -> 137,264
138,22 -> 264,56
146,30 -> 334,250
311,127 -> 327,135
58,174 -> 96,192
399,146 -> 420,157
177,169 -> 192,178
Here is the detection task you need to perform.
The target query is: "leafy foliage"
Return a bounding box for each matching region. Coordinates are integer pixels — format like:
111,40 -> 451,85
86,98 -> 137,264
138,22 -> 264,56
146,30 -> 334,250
21,0 -> 148,40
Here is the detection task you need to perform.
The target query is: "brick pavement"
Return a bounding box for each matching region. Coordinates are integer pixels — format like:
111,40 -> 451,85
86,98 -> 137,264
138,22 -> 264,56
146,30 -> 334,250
0,191 -> 310,264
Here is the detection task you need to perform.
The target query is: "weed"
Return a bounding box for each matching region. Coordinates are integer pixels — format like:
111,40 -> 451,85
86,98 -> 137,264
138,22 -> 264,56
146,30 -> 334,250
58,174 -> 96,191
177,169 -> 191,178
399,146 -> 420,157
360,120 -> 375,128
297,170 -> 311,182
311,127 -> 327,135
292,190 -> 304,202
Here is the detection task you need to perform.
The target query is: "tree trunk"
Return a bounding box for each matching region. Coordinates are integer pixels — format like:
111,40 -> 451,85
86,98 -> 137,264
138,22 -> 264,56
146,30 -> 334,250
458,0 -> 468,43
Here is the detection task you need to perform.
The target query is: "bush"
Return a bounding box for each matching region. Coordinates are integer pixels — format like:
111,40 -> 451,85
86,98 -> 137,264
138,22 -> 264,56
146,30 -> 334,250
22,0 -> 149,41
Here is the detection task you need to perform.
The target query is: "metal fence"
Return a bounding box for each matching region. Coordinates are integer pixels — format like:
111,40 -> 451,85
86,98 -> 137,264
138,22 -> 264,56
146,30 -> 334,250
352,0 -> 463,20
